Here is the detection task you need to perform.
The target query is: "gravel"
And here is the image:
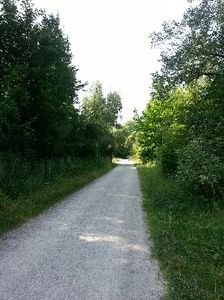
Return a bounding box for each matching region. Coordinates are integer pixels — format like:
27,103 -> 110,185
0,159 -> 165,300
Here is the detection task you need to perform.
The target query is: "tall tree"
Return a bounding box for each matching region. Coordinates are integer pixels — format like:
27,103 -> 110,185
106,91 -> 122,126
150,0 -> 224,97
0,0 -> 84,157
82,81 -> 122,156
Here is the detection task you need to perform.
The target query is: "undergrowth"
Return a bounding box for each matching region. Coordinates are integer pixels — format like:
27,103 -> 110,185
0,157 -> 114,235
138,164 -> 224,300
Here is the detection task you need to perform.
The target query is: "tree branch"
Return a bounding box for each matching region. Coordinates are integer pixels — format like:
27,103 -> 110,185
201,72 -> 224,77
209,52 -> 224,59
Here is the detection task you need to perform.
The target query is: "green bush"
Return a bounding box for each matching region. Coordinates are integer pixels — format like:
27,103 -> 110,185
177,140 -> 224,197
159,144 -> 178,175
136,83 -> 224,199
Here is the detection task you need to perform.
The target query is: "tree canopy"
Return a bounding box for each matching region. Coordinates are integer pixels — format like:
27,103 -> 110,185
0,0 -> 86,157
82,81 -> 122,156
150,0 -> 224,98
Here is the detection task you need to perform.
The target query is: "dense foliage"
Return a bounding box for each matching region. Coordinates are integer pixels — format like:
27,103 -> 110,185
82,81 -> 122,156
0,0 -> 123,159
150,0 -> 224,97
0,0 -> 123,200
0,0 -> 84,158
112,120 -> 137,158
137,0 -> 224,198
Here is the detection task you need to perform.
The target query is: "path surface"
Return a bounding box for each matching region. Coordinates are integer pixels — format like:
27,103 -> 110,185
0,160 -> 164,300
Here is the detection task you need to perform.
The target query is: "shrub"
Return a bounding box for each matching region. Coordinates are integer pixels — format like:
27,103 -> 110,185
159,144 -> 178,175
177,140 -> 224,197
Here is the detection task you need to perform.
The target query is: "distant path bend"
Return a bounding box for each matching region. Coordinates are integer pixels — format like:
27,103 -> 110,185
0,159 -> 164,300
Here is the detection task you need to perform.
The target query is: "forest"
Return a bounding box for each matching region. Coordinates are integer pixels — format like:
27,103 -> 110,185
0,0 -> 129,233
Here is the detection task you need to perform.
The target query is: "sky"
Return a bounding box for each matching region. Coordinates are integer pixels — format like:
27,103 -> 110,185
33,0 -> 189,122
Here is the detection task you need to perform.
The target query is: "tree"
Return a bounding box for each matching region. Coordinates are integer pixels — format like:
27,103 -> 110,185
106,91 -> 122,126
82,82 -> 122,127
140,0 -> 224,196
112,120 -> 137,158
150,0 -> 224,97
0,0 -> 35,154
0,0 -> 84,158
81,81 -> 122,156
82,81 -> 106,121
28,12 -> 78,158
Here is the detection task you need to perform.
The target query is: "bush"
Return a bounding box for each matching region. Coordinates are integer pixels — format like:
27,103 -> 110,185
159,144 -> 178,175
177,140 -> 224,197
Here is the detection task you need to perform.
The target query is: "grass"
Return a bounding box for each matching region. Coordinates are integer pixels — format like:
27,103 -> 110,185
138,164 -> 224,300
0,157 -> 114,236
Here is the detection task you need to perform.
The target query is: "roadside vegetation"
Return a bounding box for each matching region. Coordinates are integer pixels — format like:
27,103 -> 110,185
0,157 -> 113,235
136,0 -> 224,298
139,164 -> 224,299
0,0 -> 119,235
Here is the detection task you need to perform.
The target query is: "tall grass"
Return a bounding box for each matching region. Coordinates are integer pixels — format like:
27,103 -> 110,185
0,155 -> 114,235
0,154 -> 106,197
138,164 -> 224,299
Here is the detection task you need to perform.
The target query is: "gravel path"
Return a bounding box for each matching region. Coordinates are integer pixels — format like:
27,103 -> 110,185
0,160 -> 164,300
